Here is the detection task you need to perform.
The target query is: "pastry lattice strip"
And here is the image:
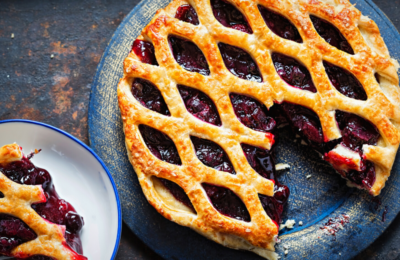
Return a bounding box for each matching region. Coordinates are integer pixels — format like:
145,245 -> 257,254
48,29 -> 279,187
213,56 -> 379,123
0,144 -> 87,260
118,0 -> 400,258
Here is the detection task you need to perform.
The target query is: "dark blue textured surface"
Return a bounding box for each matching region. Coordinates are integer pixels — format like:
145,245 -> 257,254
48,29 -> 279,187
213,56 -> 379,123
88,0 -> 400,259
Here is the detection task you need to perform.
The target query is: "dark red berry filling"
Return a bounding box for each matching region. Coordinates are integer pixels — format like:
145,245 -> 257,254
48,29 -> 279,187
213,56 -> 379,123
259,188 -> 289,226
325,111 -> 380,189
241,144 -> 289,225
132,39 -> 158,66
169,36 -> 210,76
279,102 -> 339,153
241,144 -> 275,180
230,93 -> 276,133
211,0 -> 252,34
202,183 -> 250,222
280,102 -> 324,144
219,43 -> 262,82
0,157 -> 85,257
157,178 -> 195,213
335,111 -> 379,153
175,4 -> 199,25
310,15 -> 354,54
0,214 -> 37,256
139,125 -> 182,165
131,78 -> 170,116
191,136 -> 235,174
178,85 -> 221,126
323,61 -> 367,100
272,53 -> 317,93
258,6 -> 302,43
344,161 -> 376,190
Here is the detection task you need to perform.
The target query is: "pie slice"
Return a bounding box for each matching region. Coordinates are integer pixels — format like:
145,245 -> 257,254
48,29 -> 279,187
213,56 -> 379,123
118,0 -> 400,258
0,144 -> 87,260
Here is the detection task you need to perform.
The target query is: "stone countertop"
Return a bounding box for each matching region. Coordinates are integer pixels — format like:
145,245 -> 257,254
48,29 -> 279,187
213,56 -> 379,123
1,0 -> 399,259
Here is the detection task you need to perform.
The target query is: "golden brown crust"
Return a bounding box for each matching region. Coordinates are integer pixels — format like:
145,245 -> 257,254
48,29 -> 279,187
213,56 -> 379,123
0,144 -> 87,260
118,0 -> 400,258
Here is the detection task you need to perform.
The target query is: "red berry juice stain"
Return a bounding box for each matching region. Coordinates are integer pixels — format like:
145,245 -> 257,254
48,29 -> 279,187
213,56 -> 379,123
320,214 -> 350,240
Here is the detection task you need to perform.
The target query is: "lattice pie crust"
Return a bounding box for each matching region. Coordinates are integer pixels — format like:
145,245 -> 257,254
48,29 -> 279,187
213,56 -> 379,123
118,0 -> 400,258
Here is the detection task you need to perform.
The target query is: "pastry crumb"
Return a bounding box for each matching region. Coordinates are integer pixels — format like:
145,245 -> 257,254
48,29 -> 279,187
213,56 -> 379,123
299,221 -> 303,226
11,33 -> 14,39
284,250 -> 289,255
300,140 -> 308,145
50,54 -> 54,59
275,163 -> 290,171
279,219 -> 296,230
306,174 -> 312,179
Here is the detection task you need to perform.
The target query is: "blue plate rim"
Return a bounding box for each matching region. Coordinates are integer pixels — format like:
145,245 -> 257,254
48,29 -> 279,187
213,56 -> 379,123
0,119 -> 122,260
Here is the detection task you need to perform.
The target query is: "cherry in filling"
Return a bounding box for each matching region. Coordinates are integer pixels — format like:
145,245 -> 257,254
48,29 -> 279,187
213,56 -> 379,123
157,177 -> 195,213
324,61 -> 367,100
230,93 -> 276,133
272,53 -> 317,93
132,39 -> 158,66
175,4 -> 199,25
202,183 -> 250,222
219,43 -> 262,82
191,136 -> 235,174
258,5 -> 302,43
131,78 -> 170,116
241,144 -> 289,225
169,36 -> 210,76
139,125 -> 182,165
211,0 -> 252,34
310,15 -> 354,55
0,157 -> 85,258
178,85 -> 221,126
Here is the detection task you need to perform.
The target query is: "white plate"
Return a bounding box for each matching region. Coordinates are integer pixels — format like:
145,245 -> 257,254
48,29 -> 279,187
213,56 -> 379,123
0,119 -> 121,260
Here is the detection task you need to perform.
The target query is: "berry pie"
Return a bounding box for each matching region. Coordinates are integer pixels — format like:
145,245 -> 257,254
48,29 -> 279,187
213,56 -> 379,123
0,144 -> 86,260
118,0 -> 400,258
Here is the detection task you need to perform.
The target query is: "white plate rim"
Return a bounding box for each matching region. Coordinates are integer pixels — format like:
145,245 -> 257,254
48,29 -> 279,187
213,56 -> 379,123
0,119 -> 122,260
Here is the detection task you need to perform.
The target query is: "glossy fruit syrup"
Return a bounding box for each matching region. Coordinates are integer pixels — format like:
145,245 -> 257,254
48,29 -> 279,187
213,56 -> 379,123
175,4 -> 199,25
0,153 -> 84,259
310,15 -> 354,54
258,5 -> 302,43
211,0 -> 252,34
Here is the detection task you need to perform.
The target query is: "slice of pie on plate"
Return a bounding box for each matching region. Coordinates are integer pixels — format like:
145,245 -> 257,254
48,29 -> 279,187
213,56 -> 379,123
0,144 -> 87,260
118,0 -> 400,258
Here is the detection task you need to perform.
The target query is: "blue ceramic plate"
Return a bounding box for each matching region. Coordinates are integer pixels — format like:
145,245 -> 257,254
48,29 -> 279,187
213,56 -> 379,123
0,119 -> 122,260
88,1 -> 400,259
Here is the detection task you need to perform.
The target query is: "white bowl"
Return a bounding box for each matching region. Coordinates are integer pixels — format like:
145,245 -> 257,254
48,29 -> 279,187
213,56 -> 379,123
0,119 -> 121,260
